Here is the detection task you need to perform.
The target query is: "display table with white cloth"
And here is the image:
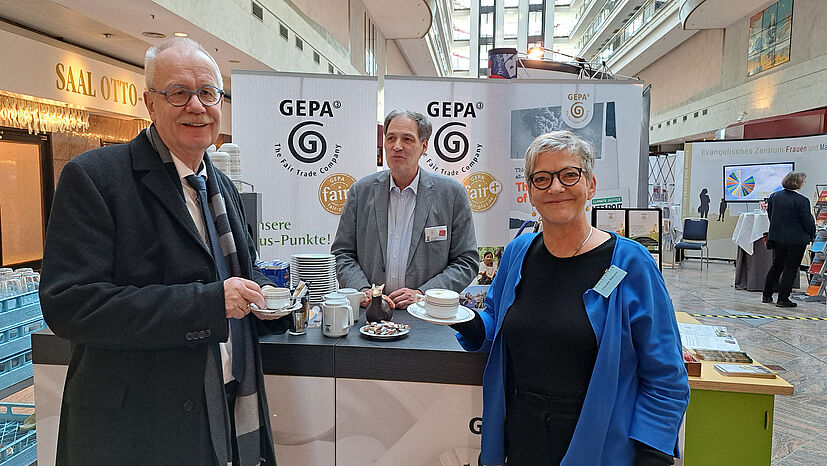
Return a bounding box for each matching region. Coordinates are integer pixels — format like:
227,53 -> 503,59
733,212 -> 800,291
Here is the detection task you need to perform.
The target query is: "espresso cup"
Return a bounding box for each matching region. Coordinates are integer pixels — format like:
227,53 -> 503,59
263,287 -> 291,310
414,289 -> 459,319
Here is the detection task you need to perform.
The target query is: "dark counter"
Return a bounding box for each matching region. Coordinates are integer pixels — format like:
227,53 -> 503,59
32,309 -> 488,386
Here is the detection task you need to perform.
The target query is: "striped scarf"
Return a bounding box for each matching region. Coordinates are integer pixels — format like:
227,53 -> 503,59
147,126 -> 267,465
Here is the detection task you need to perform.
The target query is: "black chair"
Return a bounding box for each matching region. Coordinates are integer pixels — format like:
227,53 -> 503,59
675,218 -> 709,269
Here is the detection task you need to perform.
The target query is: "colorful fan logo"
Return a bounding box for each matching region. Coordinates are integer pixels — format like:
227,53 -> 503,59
726,170 -> 755,197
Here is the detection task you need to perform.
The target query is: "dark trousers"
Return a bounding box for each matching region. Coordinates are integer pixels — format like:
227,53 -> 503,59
503,389 -> 582,465
763,242 -> 807,301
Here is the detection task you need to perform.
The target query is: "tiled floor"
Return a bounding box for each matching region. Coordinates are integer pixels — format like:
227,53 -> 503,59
663,260 -> 827,465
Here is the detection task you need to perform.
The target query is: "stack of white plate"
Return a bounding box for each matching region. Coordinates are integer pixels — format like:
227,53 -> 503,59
210,151 -> 231,177
290,253 -> 338,306
220,143 -> 242,189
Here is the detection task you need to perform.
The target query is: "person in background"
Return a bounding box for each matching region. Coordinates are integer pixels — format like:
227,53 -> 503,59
39,38 -> 281,465
762,171 -> 816,308
331,109 -> 478,309
478,251 -> 498,285
452,131 -> 689,465
717,197 -> 728,221
698,188 -> 710,219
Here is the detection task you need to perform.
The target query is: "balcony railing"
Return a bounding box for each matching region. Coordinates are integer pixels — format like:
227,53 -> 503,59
576,0 -> 623,50
592,0 -> 670,62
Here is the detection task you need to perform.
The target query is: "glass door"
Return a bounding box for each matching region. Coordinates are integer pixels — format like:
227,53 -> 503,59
0,128 -> 53,268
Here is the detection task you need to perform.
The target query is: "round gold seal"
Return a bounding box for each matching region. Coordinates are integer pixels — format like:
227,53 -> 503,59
318,173 -> 356,215
462,172 -> 502,212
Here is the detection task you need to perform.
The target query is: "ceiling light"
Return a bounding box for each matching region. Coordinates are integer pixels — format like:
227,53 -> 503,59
141,32 -> 166,39
173,32 -> 188,37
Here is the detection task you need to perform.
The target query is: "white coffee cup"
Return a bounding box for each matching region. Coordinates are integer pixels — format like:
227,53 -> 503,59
263,287 -> 291,310
414,288 -> 459,319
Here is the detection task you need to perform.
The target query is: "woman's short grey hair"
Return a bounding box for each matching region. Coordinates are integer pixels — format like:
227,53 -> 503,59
384,109 -> 433,142
144,38 -> 223,90
524,130 -> 595,177
782,171 -> 806,190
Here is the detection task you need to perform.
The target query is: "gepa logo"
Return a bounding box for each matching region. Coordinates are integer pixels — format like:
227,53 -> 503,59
279,99 -> 339,117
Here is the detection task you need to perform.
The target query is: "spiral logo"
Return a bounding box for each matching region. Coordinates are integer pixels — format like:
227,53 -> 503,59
434,122 -> 469,163
570,102 -> 585,119
288,121 -> 327,163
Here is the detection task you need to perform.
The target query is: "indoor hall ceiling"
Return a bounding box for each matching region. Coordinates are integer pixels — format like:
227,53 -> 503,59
0,0 -> 272,94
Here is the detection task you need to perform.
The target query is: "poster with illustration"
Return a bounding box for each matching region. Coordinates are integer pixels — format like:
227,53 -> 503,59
628,209 -> 661,253
595,209 -> 626,237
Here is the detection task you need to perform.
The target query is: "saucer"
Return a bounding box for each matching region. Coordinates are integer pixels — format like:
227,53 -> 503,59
407,302 -> 474,326
256,301 -> 301,318
359,325 -> 409,340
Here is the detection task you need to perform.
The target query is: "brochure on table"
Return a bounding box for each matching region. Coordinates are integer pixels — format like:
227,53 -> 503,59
678,323 -> 742,352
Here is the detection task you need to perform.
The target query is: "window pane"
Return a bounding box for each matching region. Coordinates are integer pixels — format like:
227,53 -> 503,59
452,43 -> 470,71
504,9 -> 519,38
529,10 -> 544,36
480,12 -> 494,37
0,141 -> 44,265
504,0 -> 519,7
453,0 -> 471,9
453,11 -> 470,41
480,44 -> 492,70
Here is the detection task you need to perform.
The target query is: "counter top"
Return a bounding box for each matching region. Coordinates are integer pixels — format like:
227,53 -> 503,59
32,309 -> 489,386
32,311 -> 794,394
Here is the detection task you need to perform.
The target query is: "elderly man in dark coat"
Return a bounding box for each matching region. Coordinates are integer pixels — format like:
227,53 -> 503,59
40,38 -> 283,465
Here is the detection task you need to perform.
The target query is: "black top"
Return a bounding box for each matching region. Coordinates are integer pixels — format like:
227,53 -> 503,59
503,233 -> 615,398
453,233 -> 673,465
767,189 -> 816,244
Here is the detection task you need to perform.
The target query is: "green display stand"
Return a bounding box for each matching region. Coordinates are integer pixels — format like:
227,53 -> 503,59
683,389 -> 774,465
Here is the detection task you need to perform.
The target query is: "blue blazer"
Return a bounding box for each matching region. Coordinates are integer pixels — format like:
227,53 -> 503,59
457,232 -> 689,465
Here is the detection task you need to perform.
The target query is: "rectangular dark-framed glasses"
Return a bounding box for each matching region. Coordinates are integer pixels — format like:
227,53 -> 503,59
149,84 -> 224,107
528,166 -> 583,189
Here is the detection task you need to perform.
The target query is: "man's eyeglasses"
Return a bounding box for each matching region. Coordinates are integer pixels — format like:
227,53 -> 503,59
528,167 -> 583,189
148,85 -> 224,107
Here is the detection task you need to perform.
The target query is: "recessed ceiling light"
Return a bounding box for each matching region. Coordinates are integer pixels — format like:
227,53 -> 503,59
229,59 -> 240,63
173,32 -> 188,37
141,32 -> 166,39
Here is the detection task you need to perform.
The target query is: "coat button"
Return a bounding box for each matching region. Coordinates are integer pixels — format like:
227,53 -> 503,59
185,332 -> 193,340
183,400 -> 194,411
205,330 -> 212,337
198,330 -> 206,339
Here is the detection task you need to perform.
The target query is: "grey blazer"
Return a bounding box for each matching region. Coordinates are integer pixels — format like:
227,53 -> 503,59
331,169 -> 478,293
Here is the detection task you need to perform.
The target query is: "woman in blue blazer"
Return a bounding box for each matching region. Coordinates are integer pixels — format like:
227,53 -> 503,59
453,131 -> 689,465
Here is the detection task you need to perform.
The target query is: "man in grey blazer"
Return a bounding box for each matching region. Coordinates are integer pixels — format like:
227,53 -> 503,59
332,109 -> 478,309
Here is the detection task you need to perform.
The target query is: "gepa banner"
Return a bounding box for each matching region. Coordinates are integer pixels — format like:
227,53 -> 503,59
385,77 -> 645,249
233,70 -> 378,258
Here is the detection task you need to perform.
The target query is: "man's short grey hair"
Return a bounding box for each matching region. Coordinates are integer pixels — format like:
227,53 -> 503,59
144,38 -> 223,90
782,171 -> 806,190
524,130 -> 595,177
384,109 -> 433,142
